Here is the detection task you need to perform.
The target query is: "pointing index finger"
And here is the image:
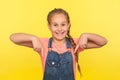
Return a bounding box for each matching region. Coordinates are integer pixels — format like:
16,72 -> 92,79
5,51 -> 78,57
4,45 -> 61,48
74,44 -> 79,54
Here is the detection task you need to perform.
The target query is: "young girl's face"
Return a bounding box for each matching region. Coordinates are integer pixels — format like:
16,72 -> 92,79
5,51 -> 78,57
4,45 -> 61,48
48,13 -> 70,41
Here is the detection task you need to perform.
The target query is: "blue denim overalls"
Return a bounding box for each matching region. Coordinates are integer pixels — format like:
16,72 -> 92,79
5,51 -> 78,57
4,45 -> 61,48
43,38 -> 74,80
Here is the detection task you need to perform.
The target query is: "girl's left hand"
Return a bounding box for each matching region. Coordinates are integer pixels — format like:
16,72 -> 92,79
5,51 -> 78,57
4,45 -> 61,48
74,34 -> 88,53
74,33 -> 108,53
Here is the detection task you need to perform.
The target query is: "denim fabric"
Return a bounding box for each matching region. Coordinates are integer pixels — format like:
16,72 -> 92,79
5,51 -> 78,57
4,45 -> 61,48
43,38 -> 74,80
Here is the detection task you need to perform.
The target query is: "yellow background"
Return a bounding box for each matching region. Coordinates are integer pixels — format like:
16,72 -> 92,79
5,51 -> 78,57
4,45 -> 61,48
0,0 -> 120,80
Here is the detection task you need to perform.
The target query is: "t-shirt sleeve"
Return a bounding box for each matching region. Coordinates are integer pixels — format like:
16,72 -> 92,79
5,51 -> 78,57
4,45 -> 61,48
38,38 -> 49,57
73,38 -> 84,53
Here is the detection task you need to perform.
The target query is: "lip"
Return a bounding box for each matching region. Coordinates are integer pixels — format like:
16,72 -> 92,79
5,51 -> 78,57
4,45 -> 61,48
55,31 -> 65,35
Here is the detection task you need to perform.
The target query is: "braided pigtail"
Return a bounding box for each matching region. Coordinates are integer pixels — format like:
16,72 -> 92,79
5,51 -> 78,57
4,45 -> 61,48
67,29 -> 82,76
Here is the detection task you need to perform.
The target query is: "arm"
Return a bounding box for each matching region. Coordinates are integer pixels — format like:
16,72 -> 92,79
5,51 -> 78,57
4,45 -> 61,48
81,33 -> 107,49
74,33 -> 107,53
10,33 -> 43,52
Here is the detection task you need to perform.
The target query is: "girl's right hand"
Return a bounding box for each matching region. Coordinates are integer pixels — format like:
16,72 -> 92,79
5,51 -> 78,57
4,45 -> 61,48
32,36 -> 44,57
10,33 -> 44,57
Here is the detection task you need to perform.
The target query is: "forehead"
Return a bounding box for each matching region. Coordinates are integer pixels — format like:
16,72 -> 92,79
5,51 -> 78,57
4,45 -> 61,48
51,13 -> 66,18
50,13 -> 67,22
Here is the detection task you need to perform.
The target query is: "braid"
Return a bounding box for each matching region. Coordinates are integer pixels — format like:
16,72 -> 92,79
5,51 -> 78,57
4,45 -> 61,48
67,29 -> 82,76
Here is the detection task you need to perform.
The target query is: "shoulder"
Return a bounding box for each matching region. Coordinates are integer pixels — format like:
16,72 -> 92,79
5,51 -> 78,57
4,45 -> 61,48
39,37 -> 49,47
39,37 -> 49,43
38,38 -> 49,57
73,38 -> 79,44
72,38 -> 84,52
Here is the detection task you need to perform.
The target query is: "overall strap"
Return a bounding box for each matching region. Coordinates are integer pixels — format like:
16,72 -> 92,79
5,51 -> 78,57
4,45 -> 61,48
48,38 -> 53,48
66,37 -> 71,48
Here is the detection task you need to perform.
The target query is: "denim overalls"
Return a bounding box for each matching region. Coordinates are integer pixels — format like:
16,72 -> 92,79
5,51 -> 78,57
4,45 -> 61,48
43,38 -> 74,80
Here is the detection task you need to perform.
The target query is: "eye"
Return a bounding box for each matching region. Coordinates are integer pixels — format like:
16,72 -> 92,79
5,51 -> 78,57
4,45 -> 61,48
61,24 -> 65,26
53,24 -> 58,27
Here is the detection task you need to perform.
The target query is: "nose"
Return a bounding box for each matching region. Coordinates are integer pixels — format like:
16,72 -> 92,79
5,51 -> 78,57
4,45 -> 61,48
58,26 -> 62,31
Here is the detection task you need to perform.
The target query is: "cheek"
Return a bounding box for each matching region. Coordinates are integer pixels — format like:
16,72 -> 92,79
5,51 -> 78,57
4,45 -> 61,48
64,27 -> 69,32
51,28 -> 57,32
49,26 -> 56,32
48,24 -> 55,30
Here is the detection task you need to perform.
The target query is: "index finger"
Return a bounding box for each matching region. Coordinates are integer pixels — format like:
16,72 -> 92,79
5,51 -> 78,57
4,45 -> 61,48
74,44 -> 79,54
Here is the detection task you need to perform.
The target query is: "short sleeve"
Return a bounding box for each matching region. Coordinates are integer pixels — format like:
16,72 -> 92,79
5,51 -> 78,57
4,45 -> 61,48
38,38 -> 49,57
73,38 -> 84,53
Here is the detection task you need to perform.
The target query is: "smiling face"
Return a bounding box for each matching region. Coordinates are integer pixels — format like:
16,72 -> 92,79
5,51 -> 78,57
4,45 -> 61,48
48,13 -> 70,41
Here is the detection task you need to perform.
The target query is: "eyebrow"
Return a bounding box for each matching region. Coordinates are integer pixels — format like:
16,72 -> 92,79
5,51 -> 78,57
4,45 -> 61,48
51,21 -> 68,24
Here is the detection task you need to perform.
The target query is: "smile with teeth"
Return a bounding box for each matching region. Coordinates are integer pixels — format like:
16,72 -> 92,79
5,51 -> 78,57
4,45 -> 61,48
55,31 -> 65,35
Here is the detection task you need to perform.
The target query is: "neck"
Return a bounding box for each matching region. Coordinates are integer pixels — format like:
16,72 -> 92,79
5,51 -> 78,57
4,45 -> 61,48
52,38 -> 66,46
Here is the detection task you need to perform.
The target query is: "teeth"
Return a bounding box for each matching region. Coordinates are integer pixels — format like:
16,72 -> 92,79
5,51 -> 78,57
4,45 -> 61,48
56,32 -> 64,34
57,33 -> 63,35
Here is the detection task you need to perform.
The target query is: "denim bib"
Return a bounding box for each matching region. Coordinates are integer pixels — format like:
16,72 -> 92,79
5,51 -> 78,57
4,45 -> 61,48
43,38 -> 74,80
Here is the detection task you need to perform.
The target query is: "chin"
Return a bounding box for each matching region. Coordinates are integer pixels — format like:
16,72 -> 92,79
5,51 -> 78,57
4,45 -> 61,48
56,37 -> 65,41
52,33 -> 67,41
54,36 -> 66,41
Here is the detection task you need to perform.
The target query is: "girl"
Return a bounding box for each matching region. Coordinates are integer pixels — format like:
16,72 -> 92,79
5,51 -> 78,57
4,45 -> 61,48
10,8 -> 107,80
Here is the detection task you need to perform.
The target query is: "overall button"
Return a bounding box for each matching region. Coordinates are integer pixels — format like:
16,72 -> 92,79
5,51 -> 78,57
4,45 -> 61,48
52,61 -> 55,65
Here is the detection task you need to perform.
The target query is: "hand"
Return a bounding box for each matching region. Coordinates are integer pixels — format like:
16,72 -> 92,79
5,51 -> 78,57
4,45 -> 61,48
32,37 -> 44,57
74,33 -> 88,53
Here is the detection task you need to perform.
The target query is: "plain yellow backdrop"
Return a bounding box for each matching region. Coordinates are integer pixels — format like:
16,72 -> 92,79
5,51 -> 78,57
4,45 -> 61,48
0,0 -> 120,80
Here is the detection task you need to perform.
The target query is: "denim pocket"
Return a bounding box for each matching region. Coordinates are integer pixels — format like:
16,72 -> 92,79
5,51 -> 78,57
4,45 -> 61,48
47,60 -> 58,67
46,60 -> 58,76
